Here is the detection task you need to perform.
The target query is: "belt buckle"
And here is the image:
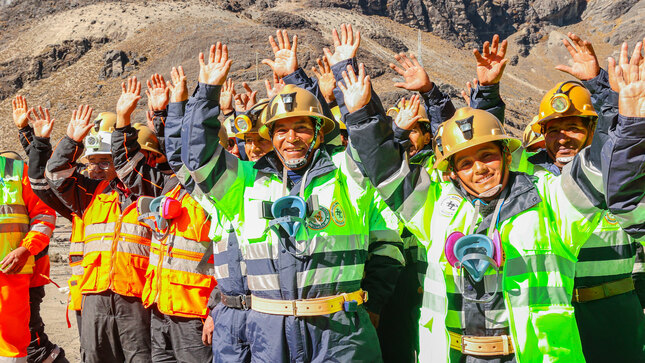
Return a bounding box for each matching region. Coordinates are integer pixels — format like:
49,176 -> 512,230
460,335 -> 467,353
239,295 -> 250,311
601,283 -> 611,298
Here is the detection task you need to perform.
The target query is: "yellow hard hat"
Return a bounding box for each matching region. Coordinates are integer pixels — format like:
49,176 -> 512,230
387,99 -> 430,123
433,107 -> 521,171
523,116 -> 545,149
259,84 -> 335,140
94,112 -> 117,133
235,100 -> 270,139
533,81 -> 597,133
133,123 -> 162,156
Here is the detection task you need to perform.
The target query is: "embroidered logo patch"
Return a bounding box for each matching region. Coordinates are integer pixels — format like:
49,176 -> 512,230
439,195 -> 461,217
330,201 -> 346,227
308,206 -> 331,230
604,212 -> 619,225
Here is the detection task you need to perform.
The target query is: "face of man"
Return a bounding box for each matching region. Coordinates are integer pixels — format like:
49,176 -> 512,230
244,132 -> 273,162
271,117 -> 323,170
450,142 -> 511,201
544,116 -> 591,169
408,123 -> 432,157
86,154 -> 117,181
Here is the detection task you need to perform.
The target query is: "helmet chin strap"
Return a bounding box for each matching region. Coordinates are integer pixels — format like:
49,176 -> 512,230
273,118 -> 322,170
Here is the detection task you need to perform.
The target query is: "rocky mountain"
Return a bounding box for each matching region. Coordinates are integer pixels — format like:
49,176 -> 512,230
0,0 -> 642,153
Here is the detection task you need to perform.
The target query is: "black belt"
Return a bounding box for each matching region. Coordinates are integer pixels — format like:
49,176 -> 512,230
221,293 -> 252,310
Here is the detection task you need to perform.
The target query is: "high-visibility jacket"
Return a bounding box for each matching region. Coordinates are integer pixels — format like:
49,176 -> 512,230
0,157 -> 55,275
80,180 -> 151,297
68,214 -> 84,311
141,185 -> 216,318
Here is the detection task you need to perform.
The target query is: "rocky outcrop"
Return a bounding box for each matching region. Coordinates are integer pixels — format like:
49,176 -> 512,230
99,50 -> 147,79
0,37 -> 109,101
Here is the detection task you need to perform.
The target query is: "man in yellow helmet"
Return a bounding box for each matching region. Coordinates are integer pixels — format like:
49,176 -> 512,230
467,33 -> 645,362
336,29 -> 645,362
166,41 -> 404,362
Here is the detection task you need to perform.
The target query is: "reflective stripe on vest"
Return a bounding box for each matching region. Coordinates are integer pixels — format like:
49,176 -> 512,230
80,181 -> 151,297
0,157 -> 33,274
141,185 -> 215,318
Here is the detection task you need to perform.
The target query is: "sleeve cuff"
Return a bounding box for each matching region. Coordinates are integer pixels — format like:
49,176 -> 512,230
195,83 -> 222,101
345,101 -> 380,127
283,68 -> 310,85
419,84 -> 443,105
616,114 -> 645,138
582,68 -> 608,94
474,83 -> 500,100
332,58 -> 358,82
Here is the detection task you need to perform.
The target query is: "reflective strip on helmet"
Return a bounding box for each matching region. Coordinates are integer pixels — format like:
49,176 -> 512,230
0,223 -> 30,233
296,263 -> 363,289
247,273 -> 280,291
116,152 -> 144,180
0,204 -> 28,215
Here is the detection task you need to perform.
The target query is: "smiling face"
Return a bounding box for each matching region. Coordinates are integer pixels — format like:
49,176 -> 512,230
271,116 -> 323,169
244,132 -> 273,162
543,116 -> 591,169
449,142 -> 511,201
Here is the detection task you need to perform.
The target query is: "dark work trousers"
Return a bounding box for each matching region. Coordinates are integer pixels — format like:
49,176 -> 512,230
574,291 -> 645,363
28,286 -> 68,363
74,311 -> 82,338
150,306 -> 212,363
376,253 -> 422,363
210,304 -> 251,363
80,291 -> 151,363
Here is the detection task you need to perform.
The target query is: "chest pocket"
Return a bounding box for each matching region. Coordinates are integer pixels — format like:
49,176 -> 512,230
242,185 -> 273,243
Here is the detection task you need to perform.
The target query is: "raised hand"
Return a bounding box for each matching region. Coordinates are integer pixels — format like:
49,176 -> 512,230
393,95 -> 422,130
312,56 -> 336,103
265,73 -> 285,99
145,110 -> 155,133
390,53 -> 433,93
198,42 -> 232,86
460,79 -> 478,105
608,42 -> 634,93
323,24 -> 361,66
220,78 -> 236,115
608,40 -> 645,118
338,63 -> 371,113
262,30 -> 298,79
145,73 -> 170,111
240,82 -> 257,110
555,33 -> 600,81
473,34 -> 509,86
66,105 -> 95,142
11,95 -> 33,129
116,76 -> 142,128
168,66 -> 188,103
32,106 -> 55,138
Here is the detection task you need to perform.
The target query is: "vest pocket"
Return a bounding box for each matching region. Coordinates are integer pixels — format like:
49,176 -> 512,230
529,305 -> 581,359
167,272 -> 215,318
80,252 -> 102,293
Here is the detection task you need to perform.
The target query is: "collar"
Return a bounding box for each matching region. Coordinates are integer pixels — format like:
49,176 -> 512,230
527,150 -> 561,176
253,148 -> 338,193
453,172 -> 542,234
410,144 -> 434,165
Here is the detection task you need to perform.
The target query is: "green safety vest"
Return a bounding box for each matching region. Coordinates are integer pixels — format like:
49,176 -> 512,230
405,172 -> 602,362
0,157 -> 33,275
191,151 -> 403,297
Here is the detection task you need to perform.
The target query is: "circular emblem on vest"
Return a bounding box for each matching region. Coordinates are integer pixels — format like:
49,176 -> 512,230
330,201 -> 346,227
439,194 -> 462,217
604,212 -> 618,225
308,206 -> 331,230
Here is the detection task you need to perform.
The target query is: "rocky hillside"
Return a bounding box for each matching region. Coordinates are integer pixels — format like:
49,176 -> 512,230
0,0 -> 642,154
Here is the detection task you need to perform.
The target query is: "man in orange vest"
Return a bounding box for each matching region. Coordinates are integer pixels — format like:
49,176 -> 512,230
111,74 -> 217,362
0,147 -> 56,363
45,104 -> 153,363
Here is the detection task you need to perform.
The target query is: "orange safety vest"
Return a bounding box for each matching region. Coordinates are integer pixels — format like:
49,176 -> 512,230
67,214 -> 84,311
80,180 -> 151,297
141,185 -> 216,319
